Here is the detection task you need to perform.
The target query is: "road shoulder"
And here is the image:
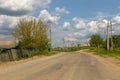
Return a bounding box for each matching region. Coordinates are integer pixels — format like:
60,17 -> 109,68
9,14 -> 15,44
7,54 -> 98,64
78,50 -> 120,70
0,52 -> 65,70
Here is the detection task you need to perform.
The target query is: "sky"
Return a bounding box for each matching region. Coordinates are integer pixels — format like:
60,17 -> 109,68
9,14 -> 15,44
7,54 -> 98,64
0,0 -> 120,47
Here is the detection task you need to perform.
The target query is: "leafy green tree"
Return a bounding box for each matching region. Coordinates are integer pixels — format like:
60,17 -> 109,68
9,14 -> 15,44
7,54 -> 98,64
12,18 -> 49,51
112,35 -> 120,48
89,34 -> 103,48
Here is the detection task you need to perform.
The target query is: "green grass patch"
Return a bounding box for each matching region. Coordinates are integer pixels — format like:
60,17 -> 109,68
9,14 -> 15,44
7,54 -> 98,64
42,50 -> 59,56
87,47 -> 120,59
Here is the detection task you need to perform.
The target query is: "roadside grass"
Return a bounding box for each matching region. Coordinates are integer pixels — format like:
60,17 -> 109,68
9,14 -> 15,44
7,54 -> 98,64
87,47 -> 120,59
42,50 -> 59,56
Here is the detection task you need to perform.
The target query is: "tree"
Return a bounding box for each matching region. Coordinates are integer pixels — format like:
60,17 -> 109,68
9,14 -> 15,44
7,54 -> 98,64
112,35 -> 120,48
12,18 -> 49,51
89,34 -> 103,48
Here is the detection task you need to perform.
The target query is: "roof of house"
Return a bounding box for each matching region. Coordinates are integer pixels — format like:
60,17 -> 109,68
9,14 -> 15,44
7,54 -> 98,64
0,40 -> 19,49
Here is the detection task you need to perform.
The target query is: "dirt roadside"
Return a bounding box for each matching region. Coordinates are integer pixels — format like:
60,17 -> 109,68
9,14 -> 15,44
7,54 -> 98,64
0,55 -> 46,69
79,50 -> 120,70
0,52 -> 65,70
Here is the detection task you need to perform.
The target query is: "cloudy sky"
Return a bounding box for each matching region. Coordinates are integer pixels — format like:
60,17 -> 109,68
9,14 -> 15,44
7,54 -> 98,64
0,0 -> 120,47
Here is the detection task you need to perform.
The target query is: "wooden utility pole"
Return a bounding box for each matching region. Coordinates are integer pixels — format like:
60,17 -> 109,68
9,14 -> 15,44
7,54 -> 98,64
49,22 -> 52,51
107,22 -> 110,51
67,40 -> 70,51
110,21 -> 113,50
106,21 -> 113,51
68,40 -> 69,48
47,20 -> 52,51
62,38 -> 65,51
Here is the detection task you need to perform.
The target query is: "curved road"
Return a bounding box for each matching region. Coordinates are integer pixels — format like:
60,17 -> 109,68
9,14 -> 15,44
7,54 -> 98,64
0,52 -> 120,80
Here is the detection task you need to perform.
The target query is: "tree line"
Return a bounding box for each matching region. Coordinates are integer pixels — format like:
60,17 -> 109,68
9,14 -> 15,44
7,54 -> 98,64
89,34 -> 120,50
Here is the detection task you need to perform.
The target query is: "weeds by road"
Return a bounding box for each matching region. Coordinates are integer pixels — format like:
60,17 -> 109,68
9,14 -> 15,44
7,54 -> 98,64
85,47 -> 120,59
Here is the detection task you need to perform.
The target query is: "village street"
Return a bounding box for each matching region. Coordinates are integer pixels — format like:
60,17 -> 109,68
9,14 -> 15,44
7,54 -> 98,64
0,52 -> 120,80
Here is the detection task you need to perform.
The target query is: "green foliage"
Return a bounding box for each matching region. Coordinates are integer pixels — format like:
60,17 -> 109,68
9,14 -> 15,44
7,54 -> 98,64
102,35 -> 120,50
112,35 -> 120,48
12,18 -> 49,51
87,34 -> 120,59
89,34 -> 103,48
42,50 -> 58,56
67,47 -> 81,52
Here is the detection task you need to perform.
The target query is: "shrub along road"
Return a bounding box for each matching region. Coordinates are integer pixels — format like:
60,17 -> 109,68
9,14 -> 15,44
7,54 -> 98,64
0,51 -> 120,80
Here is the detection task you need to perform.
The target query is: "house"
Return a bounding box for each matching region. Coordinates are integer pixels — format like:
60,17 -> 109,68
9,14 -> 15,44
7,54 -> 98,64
0,40 -> 23,61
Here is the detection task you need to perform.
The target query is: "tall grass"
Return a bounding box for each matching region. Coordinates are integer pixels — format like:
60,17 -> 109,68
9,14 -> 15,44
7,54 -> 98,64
88,47 -> 120,59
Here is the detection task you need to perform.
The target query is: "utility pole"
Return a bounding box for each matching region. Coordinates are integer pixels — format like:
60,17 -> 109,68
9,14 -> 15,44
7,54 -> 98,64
62,38 -> 65,51
68,40 -> 70,51
47,20 -> 52,51
106,21 -> 113,51
107,22 -> 110,51
110,21 -> 113,50
50,24 -> 52,49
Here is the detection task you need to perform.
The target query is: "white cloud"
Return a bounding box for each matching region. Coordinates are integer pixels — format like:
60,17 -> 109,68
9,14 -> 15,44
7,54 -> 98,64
55,7 -> 69,16
0,15 -> 19,28
64,37 -> 77,42
75,22 -> 85,29
87,21 -> 98,33
72,17 -> 80,22
97,19 -> 108,28
74,32 -> 85,38
63,22 -> 70,28
39,9 -> 60,24
0,0 -> 51,16
103,19 -> 108,23
72,17 -> 86,29
67,34 -> 72,37
0,0 -> 32,11
75,20 -> 86,29
87,21 -> 97,28
113,16 -> 120,24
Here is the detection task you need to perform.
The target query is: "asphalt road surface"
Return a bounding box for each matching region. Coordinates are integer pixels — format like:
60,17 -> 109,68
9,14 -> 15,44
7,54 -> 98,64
0,52 -> 120,80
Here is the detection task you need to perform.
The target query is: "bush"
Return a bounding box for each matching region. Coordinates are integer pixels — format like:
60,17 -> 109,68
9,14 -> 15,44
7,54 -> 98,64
42,50 -> 58,56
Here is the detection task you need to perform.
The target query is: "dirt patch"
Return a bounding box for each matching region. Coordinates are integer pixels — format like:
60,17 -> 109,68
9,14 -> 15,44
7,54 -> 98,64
105,57 -> 120,66
0,55 -> 45,69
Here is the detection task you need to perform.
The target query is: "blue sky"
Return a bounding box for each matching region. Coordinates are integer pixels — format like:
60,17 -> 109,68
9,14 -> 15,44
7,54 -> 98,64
50,0 -> 120,18
0,0 -> 120,47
